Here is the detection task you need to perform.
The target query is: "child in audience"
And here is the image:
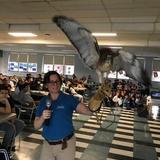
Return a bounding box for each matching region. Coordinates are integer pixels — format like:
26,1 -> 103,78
69,83 -> 83,103
0,84 -> 25,153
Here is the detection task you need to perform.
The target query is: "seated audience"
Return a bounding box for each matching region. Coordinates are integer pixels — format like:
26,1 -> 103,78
69,83 -> 83,102
130,95 -> 136,109
12,83 -> 35,107
123,94 -> 130,109
0,84 -> 24,153
112,92 -> 122,107
14,77 -> 25,95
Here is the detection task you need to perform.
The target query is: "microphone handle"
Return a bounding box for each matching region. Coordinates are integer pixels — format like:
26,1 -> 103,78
45,118 -> 50,126
45,107 -> 51,126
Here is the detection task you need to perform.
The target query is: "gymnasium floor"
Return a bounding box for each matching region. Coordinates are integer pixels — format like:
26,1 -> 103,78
13,107 -> 160,160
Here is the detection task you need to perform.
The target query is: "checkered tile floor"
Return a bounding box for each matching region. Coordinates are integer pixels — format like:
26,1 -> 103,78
14,107 -> 160,160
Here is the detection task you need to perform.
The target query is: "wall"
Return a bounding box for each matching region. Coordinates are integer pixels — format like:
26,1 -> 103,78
0,47 -> 160,89
0,51 -> 9,75
0,50 -> 100,82
0,51 -> 43,77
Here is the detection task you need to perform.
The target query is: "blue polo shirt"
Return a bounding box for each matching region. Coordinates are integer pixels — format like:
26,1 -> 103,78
35,91 -> 79,141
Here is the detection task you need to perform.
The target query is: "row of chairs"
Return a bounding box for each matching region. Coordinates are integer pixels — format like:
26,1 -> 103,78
0,102 -> 37,159
13,98 -> 37,123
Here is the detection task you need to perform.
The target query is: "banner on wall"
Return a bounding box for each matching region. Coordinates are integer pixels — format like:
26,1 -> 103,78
117,70 -> 129,79
19,63 -> 28,72
8,62 -> 19,72
108,71 -> 117,78
152,71 -> 160,82
64,65 -> 74,75
107,70 -> 129,79
54,65 -> 63,74
43,64 -> 53,73
28,63 -> 37,73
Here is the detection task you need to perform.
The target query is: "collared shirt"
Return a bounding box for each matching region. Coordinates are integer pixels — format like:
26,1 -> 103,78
35,91 -> 79,141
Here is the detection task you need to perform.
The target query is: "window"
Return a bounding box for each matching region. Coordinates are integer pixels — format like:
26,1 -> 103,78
8,62 -> 19,71
54,55 -> 64,74
43,55 -> 54,73
64,55 -> 75,75
42,54 -> 75,75
8,53 -> 38,73
137,57 -> 145,69
18,54 -> 28,72
28,54 -> 37,72
9,54 -> 19,62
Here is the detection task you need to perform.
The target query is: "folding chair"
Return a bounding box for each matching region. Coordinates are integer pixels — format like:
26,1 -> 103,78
0,149 -> 10,160
0,131 -> 11,160
16,103 -> 37,123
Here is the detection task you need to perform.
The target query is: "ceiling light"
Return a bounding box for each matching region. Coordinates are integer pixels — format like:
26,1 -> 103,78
8,32 -> 37,37
92,32 -> 117,37
109,46 -> 122,49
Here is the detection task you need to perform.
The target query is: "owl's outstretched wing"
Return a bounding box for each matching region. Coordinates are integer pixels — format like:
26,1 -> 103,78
53,15 -> 151,87
112,50 -> 151,86
96,48 -> 150,86
53,15 -> 100,70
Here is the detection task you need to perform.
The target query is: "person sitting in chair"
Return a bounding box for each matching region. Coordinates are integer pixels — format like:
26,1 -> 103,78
68,83 -> 83,103
12,83 -> 35,107
0,84 -> 24,153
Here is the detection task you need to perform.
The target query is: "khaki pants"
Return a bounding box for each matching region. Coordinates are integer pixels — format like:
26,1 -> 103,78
40,135 -> 76,160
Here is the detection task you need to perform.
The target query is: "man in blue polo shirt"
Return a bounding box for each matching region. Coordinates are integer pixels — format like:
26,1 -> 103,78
34,71 -> 92,160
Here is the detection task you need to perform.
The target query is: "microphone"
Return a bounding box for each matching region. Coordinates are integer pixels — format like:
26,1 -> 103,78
45,98 -> 52,126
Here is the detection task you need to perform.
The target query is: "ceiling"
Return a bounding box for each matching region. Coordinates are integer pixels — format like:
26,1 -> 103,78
1,0 -> 160,52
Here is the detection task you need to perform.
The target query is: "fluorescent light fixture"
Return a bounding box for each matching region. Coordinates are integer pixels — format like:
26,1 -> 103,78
109,46 -> 122,49
8,32 -> 37,37
92,32 -> 117,37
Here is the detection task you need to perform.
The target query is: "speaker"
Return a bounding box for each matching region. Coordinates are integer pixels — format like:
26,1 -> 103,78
0,50 -> 3,57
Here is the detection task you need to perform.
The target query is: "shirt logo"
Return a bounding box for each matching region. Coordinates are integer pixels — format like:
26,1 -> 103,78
57,105 -> 64,109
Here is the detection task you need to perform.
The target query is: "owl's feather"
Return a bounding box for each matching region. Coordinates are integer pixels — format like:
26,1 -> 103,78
53,15 -> 151,87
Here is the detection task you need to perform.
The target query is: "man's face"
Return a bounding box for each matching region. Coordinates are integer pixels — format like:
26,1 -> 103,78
47,74 -> 61,94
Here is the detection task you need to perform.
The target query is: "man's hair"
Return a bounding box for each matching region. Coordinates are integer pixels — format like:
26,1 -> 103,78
43,71 -> 62,85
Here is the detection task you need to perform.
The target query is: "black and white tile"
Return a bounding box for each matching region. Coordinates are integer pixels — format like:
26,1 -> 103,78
14,107 -> 160,160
